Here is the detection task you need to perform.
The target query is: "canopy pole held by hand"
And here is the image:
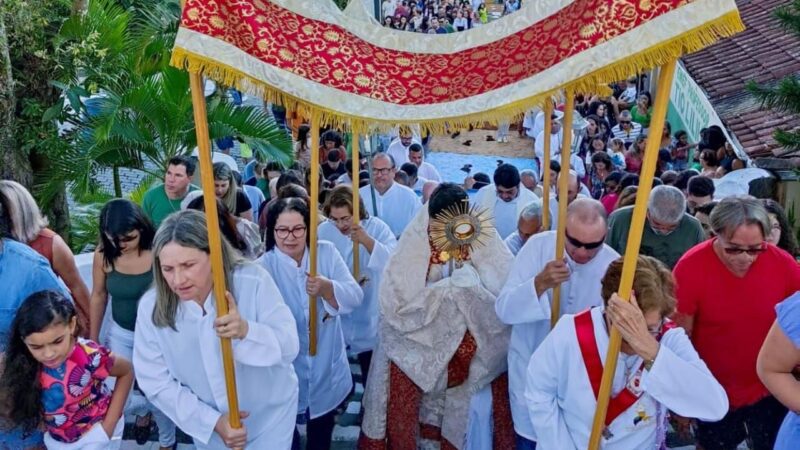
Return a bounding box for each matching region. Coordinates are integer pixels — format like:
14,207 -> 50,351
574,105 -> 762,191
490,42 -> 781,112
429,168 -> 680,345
309,110 -> 321,356
188,72 -> 241,428
551,91 -> 575,328
587,59 -> 678,450
351,125 -> 361,281
541,102 -> 554,231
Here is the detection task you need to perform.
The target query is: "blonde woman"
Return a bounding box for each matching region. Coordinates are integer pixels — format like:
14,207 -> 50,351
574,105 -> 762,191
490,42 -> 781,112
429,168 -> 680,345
133,210 -> 299,449
213,162 -> 253,222
0,180 -> 91,333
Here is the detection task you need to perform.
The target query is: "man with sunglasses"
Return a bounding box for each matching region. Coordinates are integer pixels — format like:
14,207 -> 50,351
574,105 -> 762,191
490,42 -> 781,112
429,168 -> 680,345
610,110 -> 642,149
673,196 -> 800,450
496,198 -> 619,449
606,185 -> 704,269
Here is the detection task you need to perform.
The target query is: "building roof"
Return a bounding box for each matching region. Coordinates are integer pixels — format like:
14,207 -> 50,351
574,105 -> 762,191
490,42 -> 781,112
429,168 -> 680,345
681,0 -> 800,160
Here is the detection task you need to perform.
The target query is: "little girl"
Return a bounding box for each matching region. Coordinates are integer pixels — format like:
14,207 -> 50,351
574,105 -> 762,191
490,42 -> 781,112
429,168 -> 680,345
608,138 -> 628,171
0,290 -> 133,449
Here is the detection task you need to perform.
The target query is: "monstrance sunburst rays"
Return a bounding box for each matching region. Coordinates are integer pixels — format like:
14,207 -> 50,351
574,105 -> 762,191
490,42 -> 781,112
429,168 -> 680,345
429,200 -> 494,262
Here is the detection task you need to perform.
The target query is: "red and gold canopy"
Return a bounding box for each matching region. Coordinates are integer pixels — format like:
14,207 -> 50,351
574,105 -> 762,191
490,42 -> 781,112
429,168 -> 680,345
172,0 -> 744,130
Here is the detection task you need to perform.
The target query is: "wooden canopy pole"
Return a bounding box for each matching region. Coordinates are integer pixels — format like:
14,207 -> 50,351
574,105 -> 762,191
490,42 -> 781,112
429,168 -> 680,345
308,111 -> 320,356
587,59 -> 678,450
541,102 -> 553,231
550,91 -> 575,328
188,73 -> 241,428
351,125 -> 361,280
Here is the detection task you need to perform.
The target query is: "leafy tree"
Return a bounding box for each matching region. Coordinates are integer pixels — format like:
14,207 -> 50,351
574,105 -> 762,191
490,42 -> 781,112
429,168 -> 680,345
1,0 -> 73,234
45,0 -> 293,204
747,0 -> 800,153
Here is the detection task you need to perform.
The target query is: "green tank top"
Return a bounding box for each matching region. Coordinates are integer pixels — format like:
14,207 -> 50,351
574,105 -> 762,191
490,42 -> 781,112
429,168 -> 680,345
106,269 -> 153,331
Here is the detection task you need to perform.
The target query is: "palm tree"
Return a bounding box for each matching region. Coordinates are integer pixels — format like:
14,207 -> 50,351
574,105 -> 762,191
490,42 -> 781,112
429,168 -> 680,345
43,0 -> 292,203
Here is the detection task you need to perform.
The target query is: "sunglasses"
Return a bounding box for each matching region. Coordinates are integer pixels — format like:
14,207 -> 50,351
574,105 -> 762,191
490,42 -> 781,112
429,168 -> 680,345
620,121 -> 631,125
565,231 -> 606,250
722,242 -> 766,256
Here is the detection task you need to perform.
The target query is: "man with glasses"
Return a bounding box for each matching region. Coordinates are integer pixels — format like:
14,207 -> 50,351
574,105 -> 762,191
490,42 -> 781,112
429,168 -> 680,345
496,198 -> 619,450
611,110 -> 642,149
606,185 -> 704,269
385,125 -> 420,166
359,153 -> 421,238
474,163 -> 538,239
673,196 -> 800,450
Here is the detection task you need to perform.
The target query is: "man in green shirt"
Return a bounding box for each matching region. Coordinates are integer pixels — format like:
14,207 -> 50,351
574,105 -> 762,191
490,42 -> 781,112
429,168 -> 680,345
606,185 -> 705,268
141,155 -> 198,228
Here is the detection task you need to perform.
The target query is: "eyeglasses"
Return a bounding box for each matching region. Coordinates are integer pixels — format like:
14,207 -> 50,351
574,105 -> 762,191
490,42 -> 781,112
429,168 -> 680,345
329,215 -> 352,225
275,226 -> 307,239
648,318 -> 666,337
722,242 -> 766,256
565,231 -> 606,250
372,167 -> 393,176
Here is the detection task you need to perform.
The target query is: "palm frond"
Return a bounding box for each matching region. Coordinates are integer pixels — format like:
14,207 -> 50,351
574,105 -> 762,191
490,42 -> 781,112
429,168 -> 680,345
127,174 -> 160,205
746,77 -> 800,115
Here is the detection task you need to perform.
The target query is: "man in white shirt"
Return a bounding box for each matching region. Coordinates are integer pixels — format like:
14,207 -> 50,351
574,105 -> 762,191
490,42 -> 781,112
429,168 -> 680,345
505,200 -> 546,256
526,256 -> 727,450
382,0 -> 397,19
474,164 -> 539,239
385,126 -> 420,167
495,198 -> 619,449
408,143 -> 442,182
522,109 -> 544,140
520,169 -> 543,198
360,153 -> 422,238
400,162 -> 428,191
548,170 -> 590,230
611,110 -> 643,148
534,110 -> 564,164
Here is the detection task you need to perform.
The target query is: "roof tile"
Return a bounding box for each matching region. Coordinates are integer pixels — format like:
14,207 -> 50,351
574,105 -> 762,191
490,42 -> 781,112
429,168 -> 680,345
681,0 -> 800,158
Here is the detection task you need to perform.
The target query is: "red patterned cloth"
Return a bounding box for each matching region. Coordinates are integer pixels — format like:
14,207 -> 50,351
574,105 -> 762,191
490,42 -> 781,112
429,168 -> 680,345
178,0 -> 697,106
359,331 -> 514,449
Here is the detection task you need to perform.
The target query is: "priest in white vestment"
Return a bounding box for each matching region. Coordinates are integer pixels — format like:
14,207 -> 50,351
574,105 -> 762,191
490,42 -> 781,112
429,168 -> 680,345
319,185 -> 397,382
496,198 -> 619,448
409,143 -> 443,183
385,126 -> 420,167
360,183 -> 515,450
473,164 -> 538,239
133,210 -> 300,450
504,201 -> 546,256
526,256 -> 727,449
360,153 -> 422,238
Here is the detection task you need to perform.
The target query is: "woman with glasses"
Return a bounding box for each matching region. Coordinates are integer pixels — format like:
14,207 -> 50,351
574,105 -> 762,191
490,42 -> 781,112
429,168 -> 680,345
527,255 -> 727,449
89,199 -> 177,449
318,186 -> 396,383
259,198 -> 363,450
674,196 -> 800,450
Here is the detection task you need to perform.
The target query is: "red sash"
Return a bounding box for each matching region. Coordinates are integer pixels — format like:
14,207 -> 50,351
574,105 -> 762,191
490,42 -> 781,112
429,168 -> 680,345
574,309 -> 674,427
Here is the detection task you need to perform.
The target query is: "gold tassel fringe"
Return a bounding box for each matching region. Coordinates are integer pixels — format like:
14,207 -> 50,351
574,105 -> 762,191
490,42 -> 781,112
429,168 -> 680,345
170,11 -> 745,134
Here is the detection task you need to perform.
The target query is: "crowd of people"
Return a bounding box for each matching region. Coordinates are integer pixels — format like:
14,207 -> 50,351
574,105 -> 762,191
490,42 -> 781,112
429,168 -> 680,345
380,0 -> 513,33
0,91 -> 799,450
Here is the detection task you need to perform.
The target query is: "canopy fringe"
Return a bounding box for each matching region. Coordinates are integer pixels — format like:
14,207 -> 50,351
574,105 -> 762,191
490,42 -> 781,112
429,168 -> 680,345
170,10 -> 744,134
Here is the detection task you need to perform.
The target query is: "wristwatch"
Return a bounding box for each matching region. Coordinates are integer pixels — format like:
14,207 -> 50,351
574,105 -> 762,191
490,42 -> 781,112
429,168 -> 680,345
643,356 -> 656,371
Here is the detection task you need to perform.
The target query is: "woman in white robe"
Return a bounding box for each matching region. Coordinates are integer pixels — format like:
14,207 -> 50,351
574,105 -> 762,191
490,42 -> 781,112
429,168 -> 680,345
525,255 -> 727,449
318,185 -> 396,382
258,197 -> 363,450
133,210 -> 300,450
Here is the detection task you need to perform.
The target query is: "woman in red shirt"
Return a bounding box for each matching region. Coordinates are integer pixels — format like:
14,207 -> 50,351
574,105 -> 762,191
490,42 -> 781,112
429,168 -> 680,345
673,196 -> 800,450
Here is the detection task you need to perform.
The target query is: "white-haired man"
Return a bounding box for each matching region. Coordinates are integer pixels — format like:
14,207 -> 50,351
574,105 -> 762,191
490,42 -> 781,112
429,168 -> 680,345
606,185 -> 705,269
505,201 -> 546,256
